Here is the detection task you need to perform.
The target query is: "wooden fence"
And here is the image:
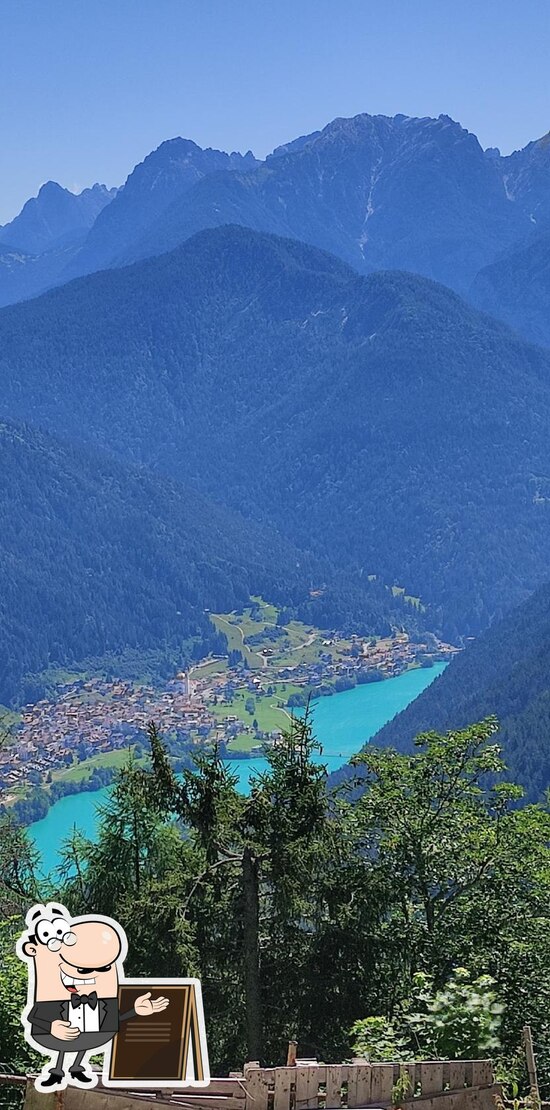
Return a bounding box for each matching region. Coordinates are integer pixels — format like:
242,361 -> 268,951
8,1060 -> 498,1110
241,1059 -> 495,1110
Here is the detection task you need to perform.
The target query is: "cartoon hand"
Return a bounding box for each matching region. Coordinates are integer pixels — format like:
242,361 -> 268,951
134,992 -> 170,1016
51,1019 -> 81,1040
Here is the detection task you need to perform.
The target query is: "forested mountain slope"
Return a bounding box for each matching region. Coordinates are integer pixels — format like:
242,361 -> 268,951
1,226 -> 550,635
471,231 -> 550,348
370,579 -> 550,801
0,419 -> 403,706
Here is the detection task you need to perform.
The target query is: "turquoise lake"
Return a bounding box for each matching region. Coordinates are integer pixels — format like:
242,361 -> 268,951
29,663 -> 445,875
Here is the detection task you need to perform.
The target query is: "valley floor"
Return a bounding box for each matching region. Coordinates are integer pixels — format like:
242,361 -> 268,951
0,599 -> 458,805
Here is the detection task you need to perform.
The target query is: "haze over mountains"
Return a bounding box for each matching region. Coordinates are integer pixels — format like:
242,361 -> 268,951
0,181 -> 115,254
2,224 -> 550,645
0,181 -> 115,306
471,231 -> 550,348
124,114 -> 532,292
62,139 -> 259,282
3,107 -> 550,751
2,110 -> 550,344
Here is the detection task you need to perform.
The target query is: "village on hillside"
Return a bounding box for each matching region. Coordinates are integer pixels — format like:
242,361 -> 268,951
0,599 -> 458,799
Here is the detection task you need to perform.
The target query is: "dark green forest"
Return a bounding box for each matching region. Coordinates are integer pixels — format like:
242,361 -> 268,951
2,718 -> 550,1090
471,230 -> 550,349
1,227 -> 550,639
0,418 -> 415,707
369,578 -> 550,802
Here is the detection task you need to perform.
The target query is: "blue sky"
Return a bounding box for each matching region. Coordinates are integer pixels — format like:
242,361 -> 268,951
0,0 -> 549,222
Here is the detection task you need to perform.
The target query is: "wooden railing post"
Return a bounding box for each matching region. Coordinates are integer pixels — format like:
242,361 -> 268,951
523,1025 -> 540,1104
287,1041 -> 297,1067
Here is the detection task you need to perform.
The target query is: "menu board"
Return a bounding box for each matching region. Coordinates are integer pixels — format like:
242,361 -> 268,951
104,979 -> 210,1088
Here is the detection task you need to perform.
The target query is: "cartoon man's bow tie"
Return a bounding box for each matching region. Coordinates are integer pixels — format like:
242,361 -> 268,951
70,991 -> 98,1009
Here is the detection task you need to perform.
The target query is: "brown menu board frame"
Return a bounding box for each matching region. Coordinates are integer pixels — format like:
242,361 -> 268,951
103,978 -> 210,1088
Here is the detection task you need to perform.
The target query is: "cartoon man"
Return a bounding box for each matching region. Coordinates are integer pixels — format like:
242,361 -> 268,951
17,902 -> 169,1091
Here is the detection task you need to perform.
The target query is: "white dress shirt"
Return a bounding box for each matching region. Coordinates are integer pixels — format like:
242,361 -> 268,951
70,998 -> 100,1033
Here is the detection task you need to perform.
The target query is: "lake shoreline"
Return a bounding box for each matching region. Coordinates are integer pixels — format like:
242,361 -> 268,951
29,663 -> 446,874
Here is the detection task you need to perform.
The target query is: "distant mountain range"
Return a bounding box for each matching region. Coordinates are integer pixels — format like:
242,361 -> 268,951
61,138 -> 259,282
370,578 -> 550,802
0,180 -> 116,254
0,181 -> 116,306
1,112 -> 550,344
3,113 -> 550,715
121,114 -> 528,292
1,224 -> 550,640
0,416 -> 406,706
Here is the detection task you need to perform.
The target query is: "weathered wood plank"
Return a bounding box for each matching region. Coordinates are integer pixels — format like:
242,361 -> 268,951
173,1083 -> 245,1099
63,1093 -> 246,1110
170,1100 -> 244,1110
346,1068 -> 358,1109
447,1063 -> 466,1092
419,1063 -> 444,1097
324,1066 -> 343,1109
295,1067 -> 313,1110
471,1063 -> 493,1089
274,1068 -> 294,1110
354,1065 -> 371,1107
370,1064 -> 394,1105
245,1068 -> 269,1110
398,1087 -> 499,1110
306,1068 -> 322,1110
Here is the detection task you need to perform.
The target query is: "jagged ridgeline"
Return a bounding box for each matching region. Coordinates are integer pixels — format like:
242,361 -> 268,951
0,420 -> 410,707
0,182 -> 116,307
1,227 -> 550,640
2,114 -> 550,350
50,115 -> 550,296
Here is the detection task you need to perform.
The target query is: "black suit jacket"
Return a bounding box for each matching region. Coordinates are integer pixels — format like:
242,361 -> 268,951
28,998 -> 136,1037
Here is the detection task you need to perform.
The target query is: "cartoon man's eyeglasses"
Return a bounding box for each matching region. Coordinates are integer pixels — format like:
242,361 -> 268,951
32,916 -> 77,952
